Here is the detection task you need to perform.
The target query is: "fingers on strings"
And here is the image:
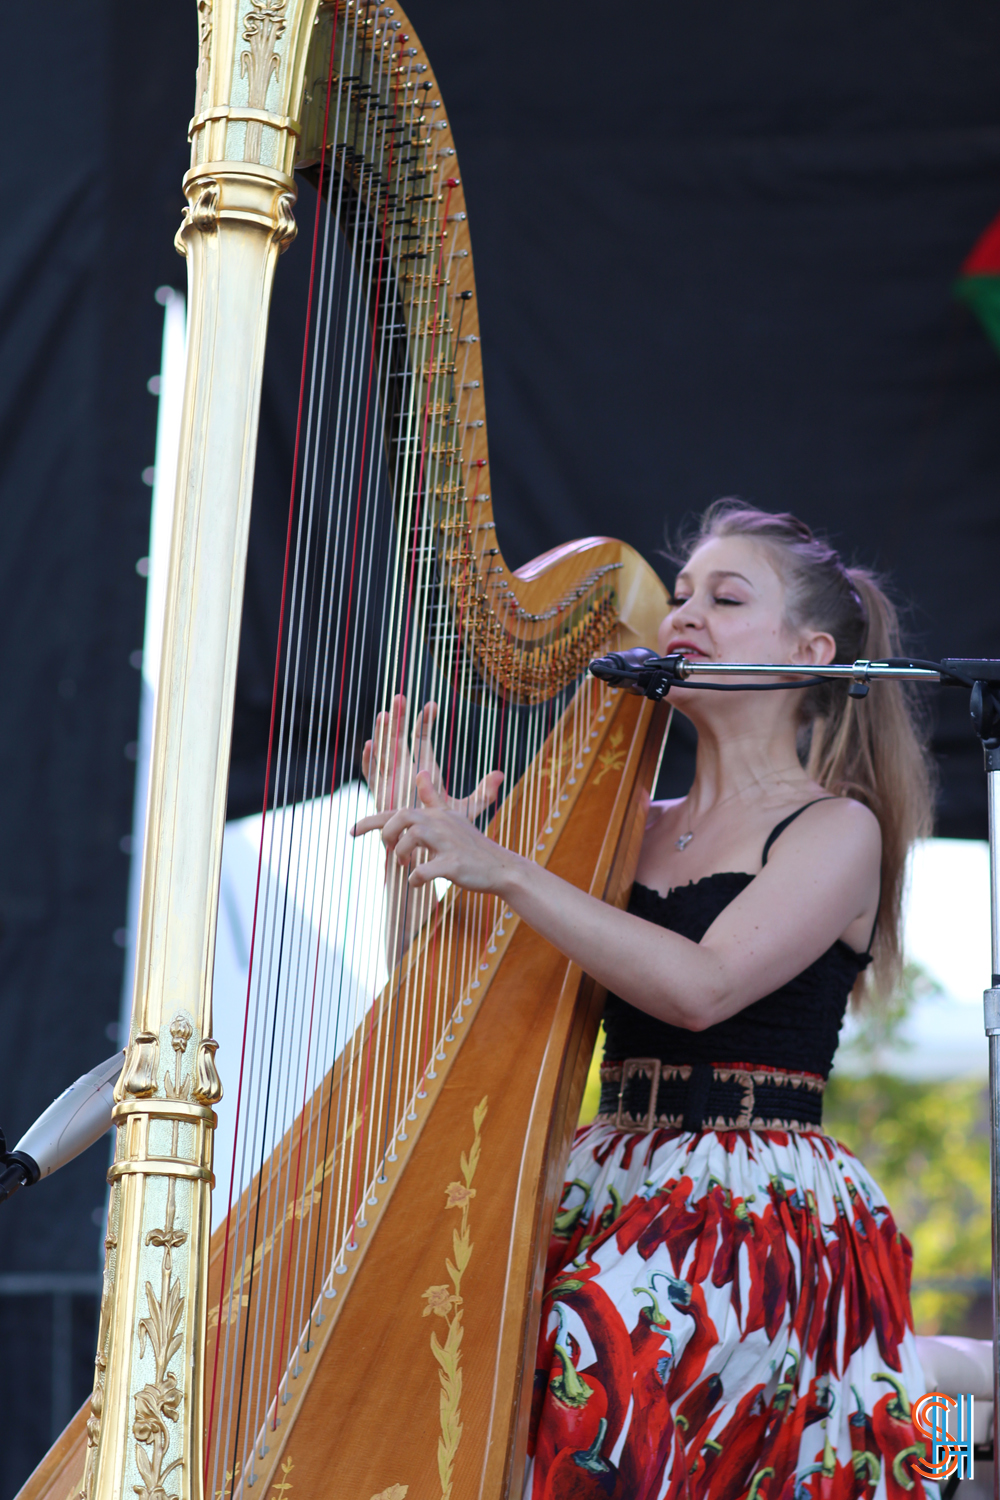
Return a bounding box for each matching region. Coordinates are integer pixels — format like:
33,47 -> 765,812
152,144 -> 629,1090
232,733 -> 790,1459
360,694 -> 504,821
362,695 -> 439,804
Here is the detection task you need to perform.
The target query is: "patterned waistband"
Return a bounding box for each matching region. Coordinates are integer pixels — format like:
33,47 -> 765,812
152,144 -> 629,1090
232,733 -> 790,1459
596,1058 -> 826,1134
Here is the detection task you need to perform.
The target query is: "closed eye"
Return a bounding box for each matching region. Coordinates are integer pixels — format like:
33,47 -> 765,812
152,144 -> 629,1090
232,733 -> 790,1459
672,593 -> 745,608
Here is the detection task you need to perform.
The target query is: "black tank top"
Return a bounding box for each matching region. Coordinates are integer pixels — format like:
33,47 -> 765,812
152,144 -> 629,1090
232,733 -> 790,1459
602,801 -> 873,1081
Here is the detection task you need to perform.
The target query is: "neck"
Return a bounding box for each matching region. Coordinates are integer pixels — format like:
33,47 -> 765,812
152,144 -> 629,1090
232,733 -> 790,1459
682,710 -> 809,818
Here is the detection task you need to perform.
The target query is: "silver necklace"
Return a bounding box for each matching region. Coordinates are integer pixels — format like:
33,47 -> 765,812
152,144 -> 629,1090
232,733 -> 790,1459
673,772 -> 805,852
674,790 -> 744,851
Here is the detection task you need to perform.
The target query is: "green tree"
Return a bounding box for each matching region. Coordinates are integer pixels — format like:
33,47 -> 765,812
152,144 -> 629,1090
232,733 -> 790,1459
826,964 -> 990,1333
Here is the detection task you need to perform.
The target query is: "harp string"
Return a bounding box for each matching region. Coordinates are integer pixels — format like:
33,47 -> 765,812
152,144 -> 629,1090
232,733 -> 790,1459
203,11 -> 616,1490
204,0 -> 344,1474
373,170 -> 468,1165
310,39 -> 406,1288
212,13 -> 379,1476
235,14 -> 413,1464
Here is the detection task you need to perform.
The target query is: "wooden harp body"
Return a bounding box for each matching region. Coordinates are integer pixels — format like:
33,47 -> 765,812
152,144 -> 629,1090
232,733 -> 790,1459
19,4 -> 669,1497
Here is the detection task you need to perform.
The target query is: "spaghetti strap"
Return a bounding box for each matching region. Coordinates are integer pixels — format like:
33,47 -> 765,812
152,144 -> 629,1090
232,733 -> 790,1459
866,907 -> 879,955
760,797 -> 836,865
762,797 -> 879,960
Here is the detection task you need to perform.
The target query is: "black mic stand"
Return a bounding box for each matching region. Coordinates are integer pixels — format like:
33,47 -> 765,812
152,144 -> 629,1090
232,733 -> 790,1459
964,662 -> 1000,1487
590,648 -> 1000,1481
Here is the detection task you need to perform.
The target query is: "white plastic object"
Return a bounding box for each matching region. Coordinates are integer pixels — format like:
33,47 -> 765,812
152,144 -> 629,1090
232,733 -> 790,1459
915,1333 -> 995,1444
14,1052 -> 124,1181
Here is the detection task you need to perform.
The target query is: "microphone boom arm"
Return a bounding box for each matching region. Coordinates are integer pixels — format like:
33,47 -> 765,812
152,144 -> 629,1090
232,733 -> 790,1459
588,646 -> 956,699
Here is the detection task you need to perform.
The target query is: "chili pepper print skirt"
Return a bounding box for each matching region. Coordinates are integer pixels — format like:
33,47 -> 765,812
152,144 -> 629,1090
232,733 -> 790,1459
525,1122 -> 936,1500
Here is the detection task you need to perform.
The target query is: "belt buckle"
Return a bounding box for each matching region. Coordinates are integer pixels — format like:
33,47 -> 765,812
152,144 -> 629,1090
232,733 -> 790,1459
615,1057 -> 662,1130
732,1068 -> 755,1129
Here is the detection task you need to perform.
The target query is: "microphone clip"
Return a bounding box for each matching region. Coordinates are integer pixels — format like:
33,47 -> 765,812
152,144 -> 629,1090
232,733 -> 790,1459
589,648 -> 686,702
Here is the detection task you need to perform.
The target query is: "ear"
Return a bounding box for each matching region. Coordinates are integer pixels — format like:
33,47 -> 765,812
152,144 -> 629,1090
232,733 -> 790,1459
792,629 -> 837,667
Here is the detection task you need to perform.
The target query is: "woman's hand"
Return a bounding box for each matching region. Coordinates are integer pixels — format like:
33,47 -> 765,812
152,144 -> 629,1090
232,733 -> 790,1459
351,771 -> 517,895
361,695 -> 503,818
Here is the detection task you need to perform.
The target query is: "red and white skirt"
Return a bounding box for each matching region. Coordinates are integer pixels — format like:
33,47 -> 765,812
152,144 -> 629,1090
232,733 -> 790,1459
525,1121 -> 933,1500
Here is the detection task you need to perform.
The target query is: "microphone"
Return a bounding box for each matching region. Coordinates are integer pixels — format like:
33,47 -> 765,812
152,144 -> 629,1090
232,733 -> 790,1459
0,1051 -> 124,1206
589,648 -> 686,701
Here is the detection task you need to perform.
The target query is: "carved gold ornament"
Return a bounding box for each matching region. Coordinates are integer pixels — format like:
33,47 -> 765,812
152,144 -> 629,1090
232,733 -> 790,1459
241,0 -> 286,102
193,1037 -> 224,1104
191,179 -> 221,232
174,177 -> 221,257
241,0 -> 287,160
271,190 -> 297,251
196,0 -> 213,110
132,1017 -> 194,1500
118,1032 -> 160,1098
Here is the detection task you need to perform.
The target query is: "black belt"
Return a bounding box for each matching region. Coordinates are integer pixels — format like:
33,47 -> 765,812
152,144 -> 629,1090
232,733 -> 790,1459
597,1058 -> 825,1134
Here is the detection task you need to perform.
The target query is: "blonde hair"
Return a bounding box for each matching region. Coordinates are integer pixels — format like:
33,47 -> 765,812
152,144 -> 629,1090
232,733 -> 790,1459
680,500 -> 935,1001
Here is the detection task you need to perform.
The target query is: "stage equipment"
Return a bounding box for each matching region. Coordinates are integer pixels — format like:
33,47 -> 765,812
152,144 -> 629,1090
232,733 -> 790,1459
16,4 -> 669,1498
591,649 -> 1000,1500
589,645 -> 943,697
0,1054 -> 123,1206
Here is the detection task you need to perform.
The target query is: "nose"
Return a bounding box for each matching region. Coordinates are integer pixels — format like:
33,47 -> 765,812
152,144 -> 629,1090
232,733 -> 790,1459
669,595 -> 703,630
659,596 -> 701,651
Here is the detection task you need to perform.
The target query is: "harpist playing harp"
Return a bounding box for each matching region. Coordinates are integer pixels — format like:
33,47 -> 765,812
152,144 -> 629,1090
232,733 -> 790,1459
354,503 -> 941,1498
13,2 -> 972,1498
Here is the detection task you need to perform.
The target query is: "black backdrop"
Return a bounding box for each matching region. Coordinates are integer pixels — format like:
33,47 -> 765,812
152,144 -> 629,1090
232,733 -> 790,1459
2,1 -> 1000,1489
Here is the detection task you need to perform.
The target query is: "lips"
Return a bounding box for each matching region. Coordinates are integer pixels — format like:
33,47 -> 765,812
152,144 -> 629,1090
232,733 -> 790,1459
665,640 -> 708,659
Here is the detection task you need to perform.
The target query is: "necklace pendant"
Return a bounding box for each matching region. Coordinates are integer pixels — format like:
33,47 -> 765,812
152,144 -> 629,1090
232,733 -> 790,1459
675,833 -> 694,851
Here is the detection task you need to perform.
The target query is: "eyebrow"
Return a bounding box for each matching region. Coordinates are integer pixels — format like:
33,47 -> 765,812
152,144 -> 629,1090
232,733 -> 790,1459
675,568 -> 755,589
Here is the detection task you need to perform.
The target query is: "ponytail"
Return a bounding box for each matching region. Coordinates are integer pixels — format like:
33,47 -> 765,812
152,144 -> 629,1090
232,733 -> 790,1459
802,569 -> 934,998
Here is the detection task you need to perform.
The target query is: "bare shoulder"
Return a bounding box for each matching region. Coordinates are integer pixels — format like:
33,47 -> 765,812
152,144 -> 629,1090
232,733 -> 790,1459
780,794 -> 881,863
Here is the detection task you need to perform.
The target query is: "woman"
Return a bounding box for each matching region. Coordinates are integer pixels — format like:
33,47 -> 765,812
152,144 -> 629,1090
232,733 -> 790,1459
353,503 -> 936,1500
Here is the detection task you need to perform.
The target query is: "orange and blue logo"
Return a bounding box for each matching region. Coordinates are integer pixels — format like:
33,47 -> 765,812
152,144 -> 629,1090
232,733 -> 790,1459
912,1393 -> 975,1481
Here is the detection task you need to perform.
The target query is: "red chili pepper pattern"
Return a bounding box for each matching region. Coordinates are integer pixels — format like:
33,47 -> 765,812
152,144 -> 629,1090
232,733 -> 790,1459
524,1123 -> 932,1500
533,1304 -> 609,1500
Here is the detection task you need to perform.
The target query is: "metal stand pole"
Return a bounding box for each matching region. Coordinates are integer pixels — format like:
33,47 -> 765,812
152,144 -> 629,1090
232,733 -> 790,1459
984,753 -> 1000,1497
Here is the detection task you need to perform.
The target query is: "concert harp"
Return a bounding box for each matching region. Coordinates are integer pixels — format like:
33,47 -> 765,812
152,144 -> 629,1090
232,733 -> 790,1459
19,3 -> 670,1497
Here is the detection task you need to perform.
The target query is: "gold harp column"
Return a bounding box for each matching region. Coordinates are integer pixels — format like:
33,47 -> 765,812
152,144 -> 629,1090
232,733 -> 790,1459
83,3 -> 321,1498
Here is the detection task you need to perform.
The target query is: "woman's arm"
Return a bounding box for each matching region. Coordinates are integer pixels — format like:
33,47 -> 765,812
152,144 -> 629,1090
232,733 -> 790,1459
352,781 -> 881,1028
